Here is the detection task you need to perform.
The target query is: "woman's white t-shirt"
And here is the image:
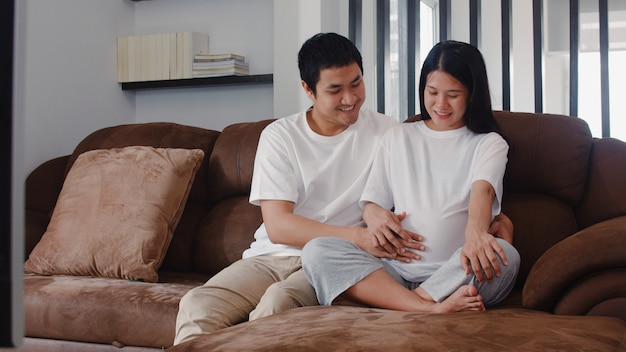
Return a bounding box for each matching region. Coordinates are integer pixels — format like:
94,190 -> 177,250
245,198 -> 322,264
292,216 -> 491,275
360,121 -> 508,282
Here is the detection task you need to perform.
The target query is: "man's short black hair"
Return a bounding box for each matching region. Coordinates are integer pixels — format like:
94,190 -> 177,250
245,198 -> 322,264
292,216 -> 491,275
298,32 -> 363,95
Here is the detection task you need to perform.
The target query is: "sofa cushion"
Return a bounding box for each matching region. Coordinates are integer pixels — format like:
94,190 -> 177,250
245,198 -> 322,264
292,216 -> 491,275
166,306 -> 626,351
24,146 -> 204,282
23,272 -> 207,349
206,119 -> 273,202
494,111 -> 593,206
193,196 -> 263,275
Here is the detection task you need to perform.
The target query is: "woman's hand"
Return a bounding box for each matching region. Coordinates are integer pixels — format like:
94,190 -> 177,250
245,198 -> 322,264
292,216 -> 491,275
461,226 -> 509,283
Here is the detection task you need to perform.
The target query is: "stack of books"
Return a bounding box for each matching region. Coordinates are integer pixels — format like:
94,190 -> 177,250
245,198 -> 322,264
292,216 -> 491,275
117,31 -> 209,82
192,53 -> 249,78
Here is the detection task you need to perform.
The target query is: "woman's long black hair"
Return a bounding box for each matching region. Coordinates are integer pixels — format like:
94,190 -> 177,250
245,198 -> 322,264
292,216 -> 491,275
419,40 -> 500,134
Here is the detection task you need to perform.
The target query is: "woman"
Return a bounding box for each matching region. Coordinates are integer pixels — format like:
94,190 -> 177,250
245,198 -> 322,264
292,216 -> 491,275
302,40 -> 520,313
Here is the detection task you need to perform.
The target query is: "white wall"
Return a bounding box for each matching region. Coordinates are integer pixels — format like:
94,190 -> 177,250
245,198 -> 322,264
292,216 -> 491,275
17,0 -> 136,175
17,0 -> 280,175
133,0 -> 275,131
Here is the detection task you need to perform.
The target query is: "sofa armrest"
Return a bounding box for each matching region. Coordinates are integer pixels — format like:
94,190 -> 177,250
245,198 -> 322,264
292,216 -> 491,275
25,155 -> 69,255
522,216 -> 626,315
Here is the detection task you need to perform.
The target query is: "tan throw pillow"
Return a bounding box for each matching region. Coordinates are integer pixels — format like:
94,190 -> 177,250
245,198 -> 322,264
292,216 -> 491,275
24,146 -> 204,282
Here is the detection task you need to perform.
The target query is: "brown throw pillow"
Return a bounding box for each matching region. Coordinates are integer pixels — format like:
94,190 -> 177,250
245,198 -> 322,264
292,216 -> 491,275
24,146 -> 204,282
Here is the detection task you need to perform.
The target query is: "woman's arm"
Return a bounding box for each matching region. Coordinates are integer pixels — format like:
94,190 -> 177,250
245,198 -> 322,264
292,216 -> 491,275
461,180 -> 509,283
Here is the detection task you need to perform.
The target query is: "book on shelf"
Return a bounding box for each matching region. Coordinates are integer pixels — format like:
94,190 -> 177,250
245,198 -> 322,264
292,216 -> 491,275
193,59 -> 248,68
193,65 -> 249,78
194,53 -> 245,62
192,53 -> 249,78
193,72 -> 249,78
116,31 -> 209,82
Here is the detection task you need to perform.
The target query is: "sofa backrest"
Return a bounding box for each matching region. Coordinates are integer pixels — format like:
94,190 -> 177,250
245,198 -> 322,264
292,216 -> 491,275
187,119 -> 273,275
494,111 -> 597,287
25,113 -> 625,288
493,111 -> 593,206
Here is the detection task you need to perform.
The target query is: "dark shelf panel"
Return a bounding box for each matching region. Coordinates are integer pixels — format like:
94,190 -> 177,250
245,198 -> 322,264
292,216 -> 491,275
120,74 -> 273,91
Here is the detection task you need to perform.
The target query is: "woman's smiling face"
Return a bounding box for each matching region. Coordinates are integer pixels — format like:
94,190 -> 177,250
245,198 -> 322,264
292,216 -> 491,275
423,70 -> 469,131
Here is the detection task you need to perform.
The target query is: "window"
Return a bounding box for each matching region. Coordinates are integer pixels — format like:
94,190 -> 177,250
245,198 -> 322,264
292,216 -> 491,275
385,0 -> 438,120
577,0 -> 626,140
351,0 -> 625,141
546,0 -> 626,140
350,0 -> 438,121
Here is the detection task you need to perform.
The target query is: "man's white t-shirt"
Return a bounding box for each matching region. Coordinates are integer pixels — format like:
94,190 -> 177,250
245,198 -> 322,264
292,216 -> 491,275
360,121 -> 509,282
244,108 -> 398,258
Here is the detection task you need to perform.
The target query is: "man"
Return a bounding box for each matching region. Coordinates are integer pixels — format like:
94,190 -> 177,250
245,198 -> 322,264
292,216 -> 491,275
174,32 -> 512,345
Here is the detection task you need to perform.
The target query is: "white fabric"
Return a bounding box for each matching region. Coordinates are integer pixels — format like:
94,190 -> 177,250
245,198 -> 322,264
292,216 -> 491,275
244,108 -> 399,258
360,121 -> 508,282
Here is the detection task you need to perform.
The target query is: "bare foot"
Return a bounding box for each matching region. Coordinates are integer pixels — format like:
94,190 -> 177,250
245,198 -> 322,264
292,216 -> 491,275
434,285 -> 485,313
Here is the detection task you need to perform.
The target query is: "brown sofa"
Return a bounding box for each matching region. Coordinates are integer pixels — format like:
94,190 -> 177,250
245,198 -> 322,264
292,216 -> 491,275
21,111 -> 626,351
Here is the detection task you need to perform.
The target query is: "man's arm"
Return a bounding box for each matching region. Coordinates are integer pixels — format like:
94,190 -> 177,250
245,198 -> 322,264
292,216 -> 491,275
362,202 -> 425,261
260,199 -> 412,260
489,212 -> 514,244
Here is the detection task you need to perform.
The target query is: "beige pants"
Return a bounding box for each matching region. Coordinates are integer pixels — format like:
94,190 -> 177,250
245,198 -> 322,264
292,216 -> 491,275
174,256 -> 318,345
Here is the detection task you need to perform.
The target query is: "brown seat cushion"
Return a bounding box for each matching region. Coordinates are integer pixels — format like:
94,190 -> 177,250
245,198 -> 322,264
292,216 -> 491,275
166,306 -> 626,351
23,272 -> 208,349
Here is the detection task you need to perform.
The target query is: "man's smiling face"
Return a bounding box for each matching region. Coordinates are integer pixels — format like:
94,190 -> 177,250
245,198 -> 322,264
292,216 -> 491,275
304,62 -> 365,136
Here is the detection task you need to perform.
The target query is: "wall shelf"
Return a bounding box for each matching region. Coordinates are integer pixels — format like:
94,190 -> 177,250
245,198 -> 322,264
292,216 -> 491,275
120,74 -> 273,91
